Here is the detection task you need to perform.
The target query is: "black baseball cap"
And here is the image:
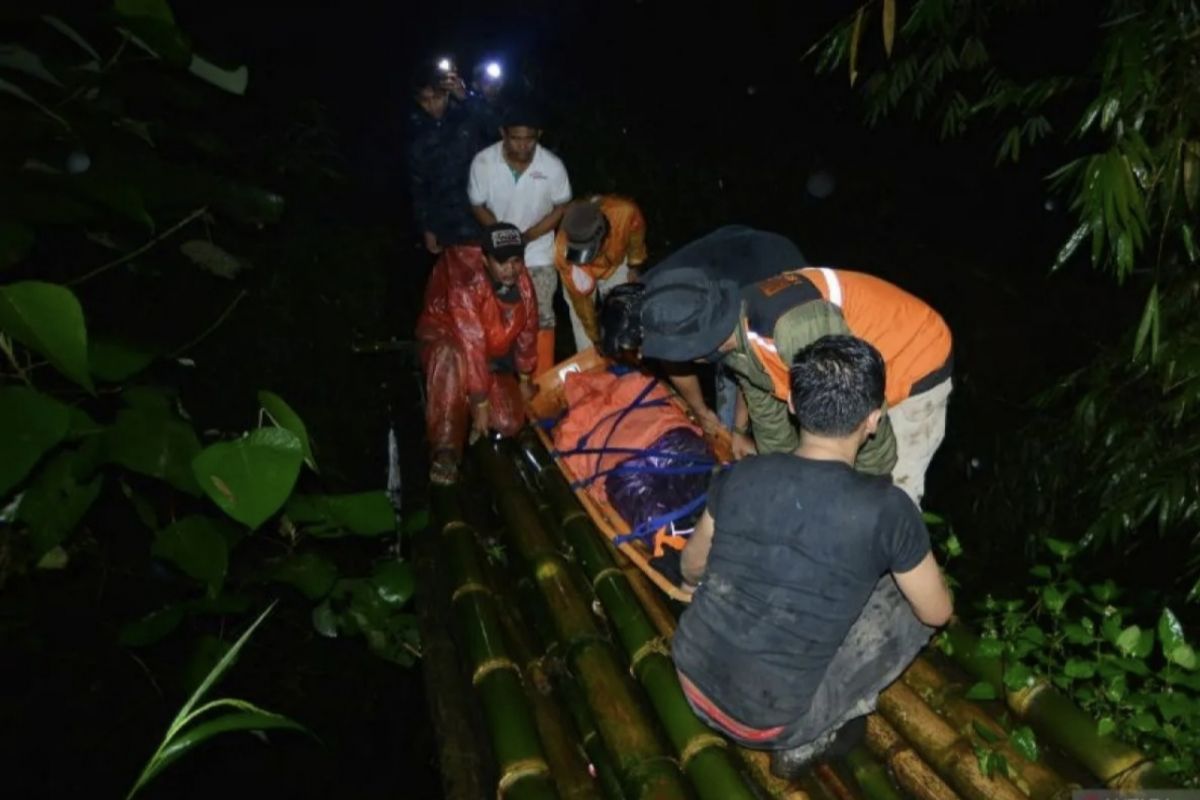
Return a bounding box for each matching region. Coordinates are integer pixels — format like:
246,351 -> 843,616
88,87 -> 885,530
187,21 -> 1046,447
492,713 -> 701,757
482,223 -> 525,262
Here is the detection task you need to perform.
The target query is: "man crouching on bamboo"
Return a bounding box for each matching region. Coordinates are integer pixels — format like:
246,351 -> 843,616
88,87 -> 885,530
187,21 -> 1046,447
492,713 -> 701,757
671,334 -> 954,777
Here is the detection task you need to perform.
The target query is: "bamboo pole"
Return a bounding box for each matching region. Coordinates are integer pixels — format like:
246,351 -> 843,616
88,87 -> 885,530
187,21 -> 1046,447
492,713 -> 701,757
506,436 -> 761,800
942,623 -> 1171,790
484,534 -> 603,800
473,442 -> 691,800
514,576 -> 629,800
415,489 -> 489,799
432,486 -> 560,800
840,747 -> 905,800
902,657 -> 1075,800
876,681 -> 1027,800
863,715 -> 960,800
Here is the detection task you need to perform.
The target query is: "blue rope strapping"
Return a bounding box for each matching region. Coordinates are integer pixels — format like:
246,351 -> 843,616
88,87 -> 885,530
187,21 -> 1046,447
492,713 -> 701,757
614,491 -> 711,545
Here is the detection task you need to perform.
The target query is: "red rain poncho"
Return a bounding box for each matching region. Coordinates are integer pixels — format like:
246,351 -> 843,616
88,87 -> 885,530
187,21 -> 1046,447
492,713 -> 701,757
417,245 -> 538,457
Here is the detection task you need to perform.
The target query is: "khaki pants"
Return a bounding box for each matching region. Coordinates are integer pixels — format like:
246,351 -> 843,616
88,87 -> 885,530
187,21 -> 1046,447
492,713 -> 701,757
527,263 -> 558,330
566,261 -> 631,353
889,377 -> 952,507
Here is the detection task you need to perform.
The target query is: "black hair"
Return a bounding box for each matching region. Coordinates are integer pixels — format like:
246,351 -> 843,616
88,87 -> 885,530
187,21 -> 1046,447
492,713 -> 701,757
411,64 -> 444,94
788,335 -> 885,437
599,282 -> 646,358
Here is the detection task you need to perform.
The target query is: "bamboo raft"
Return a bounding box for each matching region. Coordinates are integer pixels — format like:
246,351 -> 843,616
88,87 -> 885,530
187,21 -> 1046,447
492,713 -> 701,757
415,352 -> 1173,800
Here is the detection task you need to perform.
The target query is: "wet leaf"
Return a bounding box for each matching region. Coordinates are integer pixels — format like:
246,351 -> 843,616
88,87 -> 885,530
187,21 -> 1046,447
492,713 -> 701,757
0,386 -> 71,496
286,492 -> 395,537
1158,608 -> 1187,655
1042,584 -> 1067,614
258,390 -> 315,471
1064,659 -> 1096,679
1029,564 -> 1052,580
1097,717 -> 1116,737
37,545 -> 69,569
192,428 -> 303,529
120,605 -> 186,647
977,636 -> 1005,659
972,720 -> 1000,743
965,681 -> 997,700
17,447 -> 102,556
152,516 -> 230,595
1130,713 -> 1158,733
1182,223 -> 1197,263
1009,726 -> 1039,762
268,552 -> 338,600
1003,663 -> 1034,692
1156,692 -> 1192,721
107,405 -> 201,495
1116,625 -> 1142,656
1170,644 -> 1197,671
0,281 -> 93,392
42,15 -> 101,61
89,337 -> 156,382
312,601 -> 338,637
1044,537 -> 1076,560
1132,285 -> 1159,361
372,561 -> 415,607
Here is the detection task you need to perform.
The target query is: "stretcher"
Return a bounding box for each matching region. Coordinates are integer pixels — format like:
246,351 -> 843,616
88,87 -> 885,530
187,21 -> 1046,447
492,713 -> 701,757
526,347 -> 732,602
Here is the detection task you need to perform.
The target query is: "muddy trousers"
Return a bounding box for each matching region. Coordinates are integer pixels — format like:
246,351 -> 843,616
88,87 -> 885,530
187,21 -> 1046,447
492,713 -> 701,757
681,575 -> 933,757
889,377 -> 952,507
420,336 -> 524,461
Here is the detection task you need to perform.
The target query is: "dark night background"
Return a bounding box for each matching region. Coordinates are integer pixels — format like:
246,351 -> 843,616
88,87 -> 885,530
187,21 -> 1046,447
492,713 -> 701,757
3,1 -> 1137,797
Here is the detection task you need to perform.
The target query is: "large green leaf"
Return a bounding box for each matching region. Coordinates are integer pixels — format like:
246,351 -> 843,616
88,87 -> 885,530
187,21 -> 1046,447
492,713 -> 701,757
965,681 -> 997,701
17,448 -> 103,556
152,516 -> 230,596
0,386 -> 71,496
285,491 -> 395,537
1003,663 -> 1034,692
1158,608 -> 1187,656
258,390 -> 315,471
0,221 -> 34,269
1008,726 -> 1039,762
1116,624 -> 1142,656
267,552 -> 338,600
120,605 -> 186,647
89,338 -> 157,382
372,561 -> 415,607
0,281 -> 93,392
107,405 -> 201,495
192,428 -> 303,529
73,173 -> 154,231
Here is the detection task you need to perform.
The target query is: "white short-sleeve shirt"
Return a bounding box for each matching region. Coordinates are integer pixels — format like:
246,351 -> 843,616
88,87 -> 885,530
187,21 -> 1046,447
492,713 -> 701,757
468,141 -> 571,267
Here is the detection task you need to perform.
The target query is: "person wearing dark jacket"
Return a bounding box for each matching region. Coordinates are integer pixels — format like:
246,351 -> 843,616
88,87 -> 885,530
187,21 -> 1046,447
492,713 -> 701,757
406,66 -> 487,256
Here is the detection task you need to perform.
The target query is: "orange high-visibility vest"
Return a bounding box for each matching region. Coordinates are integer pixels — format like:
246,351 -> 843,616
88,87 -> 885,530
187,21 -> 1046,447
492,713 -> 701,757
741,268 -> 952,407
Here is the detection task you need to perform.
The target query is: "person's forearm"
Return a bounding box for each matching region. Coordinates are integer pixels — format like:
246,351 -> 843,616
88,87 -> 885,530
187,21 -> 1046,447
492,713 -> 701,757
523,204 -> 566,241
472,205 -> 497,227
668,372 -> 706,415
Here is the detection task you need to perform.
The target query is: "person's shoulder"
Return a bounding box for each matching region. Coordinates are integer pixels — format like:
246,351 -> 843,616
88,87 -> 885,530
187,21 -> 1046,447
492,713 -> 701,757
471,141 -> 501,165
535,144 -> 567,171
443,246 -> 486,283
724,452 -> 802,484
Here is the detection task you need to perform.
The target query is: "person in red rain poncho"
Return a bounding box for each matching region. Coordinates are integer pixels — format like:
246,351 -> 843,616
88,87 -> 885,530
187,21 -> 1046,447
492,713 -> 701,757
417,222 -> 539,485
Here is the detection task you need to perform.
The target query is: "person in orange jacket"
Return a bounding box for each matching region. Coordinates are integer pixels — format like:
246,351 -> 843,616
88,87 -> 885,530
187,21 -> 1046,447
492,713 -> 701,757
553,195 -> 648,353
416,223 -> 538,485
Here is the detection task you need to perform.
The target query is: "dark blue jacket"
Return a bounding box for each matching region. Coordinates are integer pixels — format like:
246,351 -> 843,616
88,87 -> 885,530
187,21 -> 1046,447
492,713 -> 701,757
407,97 -> 495,246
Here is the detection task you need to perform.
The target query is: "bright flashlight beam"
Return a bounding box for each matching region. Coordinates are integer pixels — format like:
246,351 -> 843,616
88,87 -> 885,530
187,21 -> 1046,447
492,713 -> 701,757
437,58 -> 452,72
485,62 -> 502,79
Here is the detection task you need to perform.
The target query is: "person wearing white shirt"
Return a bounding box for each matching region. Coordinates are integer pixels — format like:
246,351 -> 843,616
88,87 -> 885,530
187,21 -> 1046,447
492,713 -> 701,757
468,105 -> 571,374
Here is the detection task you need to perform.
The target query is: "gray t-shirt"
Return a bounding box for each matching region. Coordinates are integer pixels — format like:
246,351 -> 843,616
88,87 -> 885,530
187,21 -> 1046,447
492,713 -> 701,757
672,453 -> 929,728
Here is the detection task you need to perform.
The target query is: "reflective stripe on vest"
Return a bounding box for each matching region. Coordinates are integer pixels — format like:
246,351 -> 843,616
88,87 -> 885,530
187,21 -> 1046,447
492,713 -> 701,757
801,267 -> 843,308
745,330 -> 791,401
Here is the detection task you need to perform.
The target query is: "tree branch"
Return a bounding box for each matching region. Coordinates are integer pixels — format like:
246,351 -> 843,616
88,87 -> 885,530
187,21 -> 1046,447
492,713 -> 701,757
68,206 -> 208,286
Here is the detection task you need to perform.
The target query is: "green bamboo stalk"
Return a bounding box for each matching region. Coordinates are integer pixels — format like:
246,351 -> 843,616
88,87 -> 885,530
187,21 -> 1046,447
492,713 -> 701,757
902,656 -> 1075,800
414,493 -> 489,799
942,622 -> 1172,790
514,576 -> 629,800
432,485 -> 560,800
840,747 -> 905,800
511,434 -> 760,800
864,715 -> 960,800
473,442 -> 690,800
483,536 -> 604,800
877,681 -> 1027,800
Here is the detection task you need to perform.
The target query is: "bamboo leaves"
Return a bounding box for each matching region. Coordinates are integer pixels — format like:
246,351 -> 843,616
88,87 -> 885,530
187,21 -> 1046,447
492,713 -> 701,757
126,603 -> 312,798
